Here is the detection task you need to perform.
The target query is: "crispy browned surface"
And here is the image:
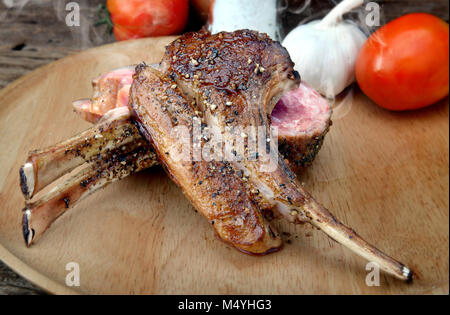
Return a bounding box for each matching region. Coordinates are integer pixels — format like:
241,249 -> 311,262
161,29 -> 299,114
161,29 -> 311,222
278,122 -> 331,174
130,65 -> 282,255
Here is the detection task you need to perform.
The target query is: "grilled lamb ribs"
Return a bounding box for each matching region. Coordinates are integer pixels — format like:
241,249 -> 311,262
72,65 -> 332,173
19,29 -> 411,281
20,66 -> 332,243
134,29 -> 410,280
131,65 -> 282,254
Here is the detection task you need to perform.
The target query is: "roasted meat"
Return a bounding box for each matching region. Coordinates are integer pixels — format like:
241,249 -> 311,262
20,67 -> 332,243
19,29 -> 411,281
73,66 -> 332,173
143,29 -> 409,280
130,65 -> 282,254
273,83 -> 332,172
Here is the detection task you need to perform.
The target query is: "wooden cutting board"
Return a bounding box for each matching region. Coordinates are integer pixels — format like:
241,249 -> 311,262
0,37 -> 448,295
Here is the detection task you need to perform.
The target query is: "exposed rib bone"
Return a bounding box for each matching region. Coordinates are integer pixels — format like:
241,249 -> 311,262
20,107 -> 143,199
306,203 -> 412,281
22,143 -> 157,246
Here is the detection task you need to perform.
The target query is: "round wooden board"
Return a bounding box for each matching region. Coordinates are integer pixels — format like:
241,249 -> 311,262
0,37 -> 448,295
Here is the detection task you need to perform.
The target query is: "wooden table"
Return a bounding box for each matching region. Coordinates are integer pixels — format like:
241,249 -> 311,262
0,0 -> 448,295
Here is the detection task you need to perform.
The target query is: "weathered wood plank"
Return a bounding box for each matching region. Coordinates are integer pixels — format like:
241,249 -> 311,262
0,0 -> 114,89
0,263 -> 44,295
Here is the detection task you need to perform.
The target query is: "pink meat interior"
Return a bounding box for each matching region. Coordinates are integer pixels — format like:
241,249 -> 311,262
97,67 -> 135,85
76,68 -> 331,133
272,83 -> 331,136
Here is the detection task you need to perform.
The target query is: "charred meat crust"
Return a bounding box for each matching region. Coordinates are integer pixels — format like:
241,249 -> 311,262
130,65 -> 282,254
163,29 -> 296,94
162,29 -> 300,121
279,122 -> 332,173
163,28 -> 308,214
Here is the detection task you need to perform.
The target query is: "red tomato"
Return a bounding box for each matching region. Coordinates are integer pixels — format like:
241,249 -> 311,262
107,0 -> 189,41
356,13 -> 449,111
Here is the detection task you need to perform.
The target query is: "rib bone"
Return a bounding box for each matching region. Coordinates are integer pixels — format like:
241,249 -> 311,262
20,107 -> 142,199
23,142 -> 157,246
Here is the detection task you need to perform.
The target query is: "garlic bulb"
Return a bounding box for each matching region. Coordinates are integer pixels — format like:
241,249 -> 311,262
282,0 -> 367,97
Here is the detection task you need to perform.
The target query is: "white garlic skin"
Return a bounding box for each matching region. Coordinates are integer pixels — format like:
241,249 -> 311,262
283,20 -> 367,98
